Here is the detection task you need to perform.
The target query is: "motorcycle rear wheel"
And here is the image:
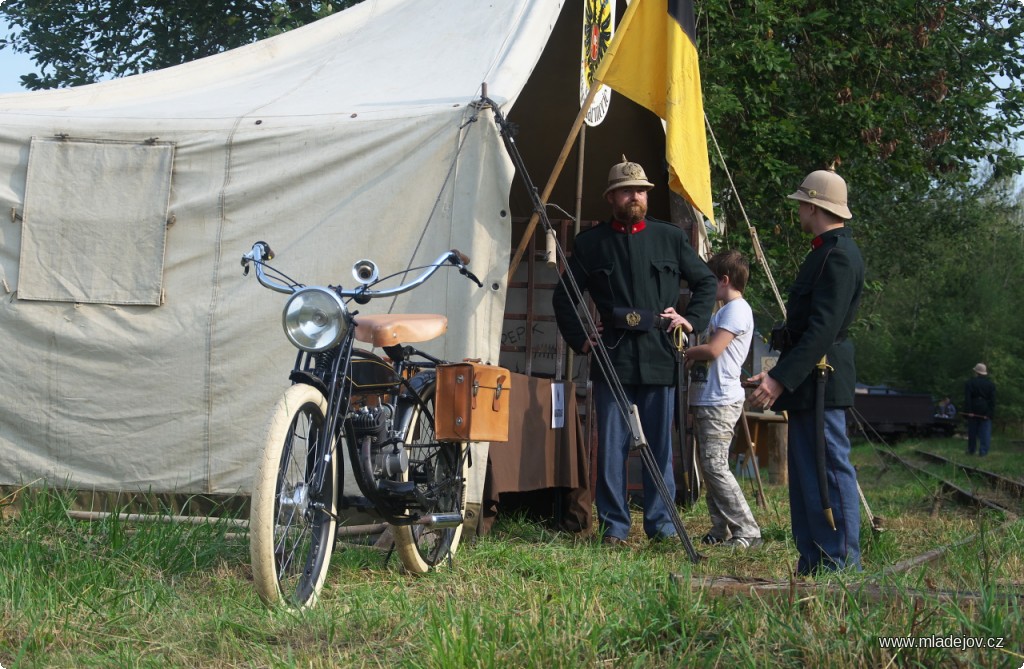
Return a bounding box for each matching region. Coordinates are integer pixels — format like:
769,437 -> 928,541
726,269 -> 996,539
250,384 -> 337,609
393,385 -> 469,574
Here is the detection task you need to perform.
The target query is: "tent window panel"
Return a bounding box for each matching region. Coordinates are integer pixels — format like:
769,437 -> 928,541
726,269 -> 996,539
17,137 -> 174,305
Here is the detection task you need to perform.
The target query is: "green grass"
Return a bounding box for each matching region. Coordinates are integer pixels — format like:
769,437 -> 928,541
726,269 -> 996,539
1,436 -> 1022,668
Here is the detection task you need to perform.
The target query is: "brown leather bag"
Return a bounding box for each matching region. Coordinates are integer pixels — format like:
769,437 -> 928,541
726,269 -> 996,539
435,361 -> 511,442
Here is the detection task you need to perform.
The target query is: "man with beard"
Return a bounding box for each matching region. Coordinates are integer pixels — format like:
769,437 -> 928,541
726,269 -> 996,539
552,156 -> 716,546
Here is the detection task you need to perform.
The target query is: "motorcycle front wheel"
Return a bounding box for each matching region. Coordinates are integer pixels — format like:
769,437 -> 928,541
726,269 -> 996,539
393,384 -> 469,574
250,384 -> 337,609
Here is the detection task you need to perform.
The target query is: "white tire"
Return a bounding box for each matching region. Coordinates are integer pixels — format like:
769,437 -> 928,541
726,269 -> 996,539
250,384 -> 337,608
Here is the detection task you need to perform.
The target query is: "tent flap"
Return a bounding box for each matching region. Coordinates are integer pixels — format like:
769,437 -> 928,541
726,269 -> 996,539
18,137 -> 173,305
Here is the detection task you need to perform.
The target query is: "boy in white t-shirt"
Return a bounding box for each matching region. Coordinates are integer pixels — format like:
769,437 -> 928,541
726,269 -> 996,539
684,250 -> 762,548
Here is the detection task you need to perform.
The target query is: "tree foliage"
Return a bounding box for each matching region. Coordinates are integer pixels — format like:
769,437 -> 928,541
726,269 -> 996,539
693,1 -> 1024,425
0,1 -> 351,90
853,180 -> 1024,424
696,0 -> 1023,277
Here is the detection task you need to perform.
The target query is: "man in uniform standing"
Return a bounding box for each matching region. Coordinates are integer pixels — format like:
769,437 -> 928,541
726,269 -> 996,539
748,169 -> 865,574
552,156 -> 716,546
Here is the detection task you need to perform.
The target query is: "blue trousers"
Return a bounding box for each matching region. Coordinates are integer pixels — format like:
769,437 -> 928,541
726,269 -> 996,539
593,381 -> 677,540
787,408 -> 862,575
966,417 -> 992,456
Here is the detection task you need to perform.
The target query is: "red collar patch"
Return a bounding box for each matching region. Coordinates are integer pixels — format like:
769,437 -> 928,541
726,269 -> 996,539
811,235 -> 825,249
612,219 -> 646,234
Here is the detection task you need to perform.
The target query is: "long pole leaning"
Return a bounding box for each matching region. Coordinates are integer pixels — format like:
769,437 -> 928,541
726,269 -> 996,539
562,125 -> 587,383
737,408 -> 768,508
479,105 -> 704,564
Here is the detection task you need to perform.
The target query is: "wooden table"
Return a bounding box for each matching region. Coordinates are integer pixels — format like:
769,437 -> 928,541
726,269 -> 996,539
478,373 -> 591,535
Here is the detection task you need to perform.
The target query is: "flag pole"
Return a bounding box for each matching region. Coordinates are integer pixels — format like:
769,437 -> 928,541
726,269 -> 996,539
506,82 -> 600,284
506,0 -> 643,284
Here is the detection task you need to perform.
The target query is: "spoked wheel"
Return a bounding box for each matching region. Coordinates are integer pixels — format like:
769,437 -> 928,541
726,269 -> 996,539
393,385 -> 469,574
250,384 -> 337,609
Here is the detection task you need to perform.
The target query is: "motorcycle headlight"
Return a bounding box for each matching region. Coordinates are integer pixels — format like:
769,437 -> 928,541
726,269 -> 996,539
282,286 -> 348,352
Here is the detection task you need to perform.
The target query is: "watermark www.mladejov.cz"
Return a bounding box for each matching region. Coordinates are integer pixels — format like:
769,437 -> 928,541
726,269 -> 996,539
877,634 -> 1006,650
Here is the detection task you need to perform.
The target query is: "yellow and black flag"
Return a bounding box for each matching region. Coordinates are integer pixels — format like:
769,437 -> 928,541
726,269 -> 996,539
593,0 -> 713,223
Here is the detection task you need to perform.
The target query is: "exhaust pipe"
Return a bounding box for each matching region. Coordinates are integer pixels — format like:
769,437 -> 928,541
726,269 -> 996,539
415,513 -> 463,529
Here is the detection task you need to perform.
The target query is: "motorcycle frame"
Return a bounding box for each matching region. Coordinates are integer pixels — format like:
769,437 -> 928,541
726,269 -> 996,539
241,242 -> 477,530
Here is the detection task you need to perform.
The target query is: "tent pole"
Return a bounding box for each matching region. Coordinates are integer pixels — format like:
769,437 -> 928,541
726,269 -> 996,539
506,79 -> 603,284
574,125 -> 586,238
561,124 -> 587,383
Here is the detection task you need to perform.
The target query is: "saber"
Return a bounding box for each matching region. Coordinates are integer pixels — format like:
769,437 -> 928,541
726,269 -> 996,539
674,328 -> 699,506
815,355 -> 837,531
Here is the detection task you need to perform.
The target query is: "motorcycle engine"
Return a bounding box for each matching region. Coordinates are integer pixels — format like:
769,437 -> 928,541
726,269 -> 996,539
350,404 -> 408,478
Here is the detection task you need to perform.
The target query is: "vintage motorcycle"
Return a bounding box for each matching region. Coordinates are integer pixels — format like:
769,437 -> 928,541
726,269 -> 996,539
240,241 -> 485,609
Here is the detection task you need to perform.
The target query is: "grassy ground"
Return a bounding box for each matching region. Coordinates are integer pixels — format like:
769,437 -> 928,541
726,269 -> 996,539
1,435 -> 1022,668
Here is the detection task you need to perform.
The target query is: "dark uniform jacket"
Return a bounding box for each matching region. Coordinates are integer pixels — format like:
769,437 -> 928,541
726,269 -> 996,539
770,226 -> 864,411
552,217 -> 716,387
964,376 -> 996,419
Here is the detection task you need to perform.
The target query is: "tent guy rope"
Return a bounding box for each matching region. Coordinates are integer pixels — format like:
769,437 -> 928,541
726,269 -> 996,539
703,114 -> 787,318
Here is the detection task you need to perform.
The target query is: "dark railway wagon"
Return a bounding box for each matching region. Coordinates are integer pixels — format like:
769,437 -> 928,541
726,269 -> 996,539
848,390 -> 956,440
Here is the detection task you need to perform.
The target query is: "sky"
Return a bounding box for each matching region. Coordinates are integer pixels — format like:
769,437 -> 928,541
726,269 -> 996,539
0,48 -> 35,93
0,19 -> 36,93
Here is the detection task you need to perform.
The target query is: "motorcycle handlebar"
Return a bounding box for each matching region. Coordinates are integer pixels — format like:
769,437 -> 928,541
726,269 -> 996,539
242,242 -> 481,296
448,249 -> 483,287
240,241 -> 274,276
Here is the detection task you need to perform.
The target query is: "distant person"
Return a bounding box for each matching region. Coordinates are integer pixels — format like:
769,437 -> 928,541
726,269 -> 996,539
964,363 -> 996,456
684,250 -> 761,549
935,396 -> 956,419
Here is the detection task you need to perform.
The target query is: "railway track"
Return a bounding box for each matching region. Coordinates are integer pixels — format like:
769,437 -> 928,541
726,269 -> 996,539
876,448 -> 1021,516
912,449 -> 1024,500
676,448 -> 1023,596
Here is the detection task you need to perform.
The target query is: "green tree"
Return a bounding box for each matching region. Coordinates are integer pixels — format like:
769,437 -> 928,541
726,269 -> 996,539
0,1 -> 351,90
854,179 -> 1024,427
694,1 -> 1023,431
697,0 -> 1024,315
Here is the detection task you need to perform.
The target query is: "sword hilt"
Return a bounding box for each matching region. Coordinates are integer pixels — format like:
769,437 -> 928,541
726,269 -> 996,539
673,326 -> 687,352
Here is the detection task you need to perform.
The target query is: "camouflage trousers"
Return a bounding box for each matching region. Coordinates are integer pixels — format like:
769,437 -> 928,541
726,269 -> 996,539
694,401 -> 761,541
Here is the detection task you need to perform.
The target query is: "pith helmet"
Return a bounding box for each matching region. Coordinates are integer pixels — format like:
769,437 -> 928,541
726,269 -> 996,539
787,169 -> 853,220
604,155 -> 654,197
973,363 -> 988,375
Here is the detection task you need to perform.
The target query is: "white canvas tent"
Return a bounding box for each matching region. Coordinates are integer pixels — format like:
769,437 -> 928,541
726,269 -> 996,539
0,0 -> 566,504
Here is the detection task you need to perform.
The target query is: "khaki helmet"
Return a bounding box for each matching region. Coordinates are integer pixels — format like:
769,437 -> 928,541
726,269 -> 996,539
973,363 -> 988,375
787,169 -> 853,220
604,155 -> 654,197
